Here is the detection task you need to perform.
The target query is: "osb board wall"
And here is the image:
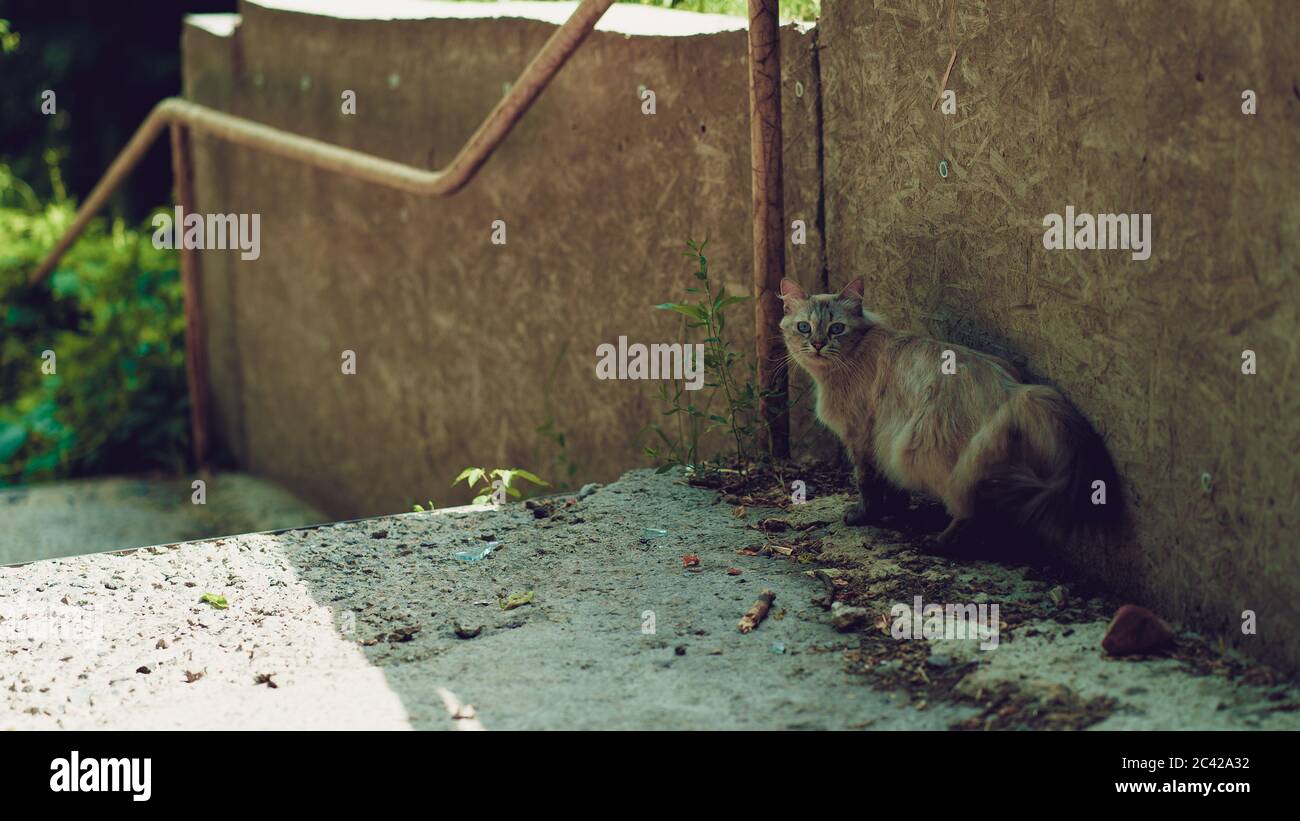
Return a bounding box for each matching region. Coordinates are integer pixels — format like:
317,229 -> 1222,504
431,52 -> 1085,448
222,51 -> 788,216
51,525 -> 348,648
820,0 -> 1299,669
182,4 -> 826,516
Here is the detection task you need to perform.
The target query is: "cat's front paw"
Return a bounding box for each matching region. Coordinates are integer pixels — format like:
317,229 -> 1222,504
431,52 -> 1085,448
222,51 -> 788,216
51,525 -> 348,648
921,518 -> 975,557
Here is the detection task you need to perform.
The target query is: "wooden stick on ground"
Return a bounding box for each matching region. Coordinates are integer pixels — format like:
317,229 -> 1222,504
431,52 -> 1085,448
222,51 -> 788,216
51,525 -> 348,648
738,589 -> 777,633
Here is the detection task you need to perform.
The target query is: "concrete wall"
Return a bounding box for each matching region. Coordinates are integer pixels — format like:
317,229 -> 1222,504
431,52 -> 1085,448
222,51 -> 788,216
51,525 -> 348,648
818,0 -> 1299,670
183,1 -> 826,516
184,0 -> 1298,671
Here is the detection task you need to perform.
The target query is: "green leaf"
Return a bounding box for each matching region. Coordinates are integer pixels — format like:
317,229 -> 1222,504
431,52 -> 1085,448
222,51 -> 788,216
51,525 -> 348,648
452,467 -> 485,488
655,302 -> 707,321
512,469 -> 548,486
200,593 -> 229,610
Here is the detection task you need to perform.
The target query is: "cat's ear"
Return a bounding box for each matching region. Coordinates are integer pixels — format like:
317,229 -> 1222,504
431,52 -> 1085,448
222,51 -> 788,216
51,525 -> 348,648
779,278 -> 806,313
837,277 -> 865,302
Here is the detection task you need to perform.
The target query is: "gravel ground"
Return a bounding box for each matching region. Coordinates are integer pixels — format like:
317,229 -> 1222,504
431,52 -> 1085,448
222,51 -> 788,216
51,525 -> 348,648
1,469 -> 1295,730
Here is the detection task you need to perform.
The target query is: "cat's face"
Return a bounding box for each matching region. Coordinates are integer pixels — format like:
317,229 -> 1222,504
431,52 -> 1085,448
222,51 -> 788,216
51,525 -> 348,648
778,278 -> 874,374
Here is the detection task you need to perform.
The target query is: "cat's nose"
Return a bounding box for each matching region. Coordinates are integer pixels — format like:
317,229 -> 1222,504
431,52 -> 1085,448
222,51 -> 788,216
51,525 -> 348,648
811,340 -> 826,351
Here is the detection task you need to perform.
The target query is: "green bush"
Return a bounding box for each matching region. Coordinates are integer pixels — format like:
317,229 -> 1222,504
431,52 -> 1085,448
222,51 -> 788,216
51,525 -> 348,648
0,165 -> 188,486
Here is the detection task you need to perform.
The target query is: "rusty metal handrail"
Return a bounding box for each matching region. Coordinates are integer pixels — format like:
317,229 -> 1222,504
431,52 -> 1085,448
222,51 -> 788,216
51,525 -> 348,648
25,0 -> 615,470
29,0 -> 616,285
27,0 -> 793,468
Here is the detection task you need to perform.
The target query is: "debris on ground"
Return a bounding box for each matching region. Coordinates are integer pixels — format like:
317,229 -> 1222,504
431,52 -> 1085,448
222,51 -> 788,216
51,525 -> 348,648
738,589 -> 776,633
254,673 -> 278,689
199,593 -> 228,610
387,625 -> 421,642
453,621 -> 483,640
1048,585 -> 1067,608
499,591 -> 534,611
681,554 -> 700,568
453,541 -> 499,562
831,602 -> 870,632
811,569 -> 837,609
525,499 -> 554,519
3,465 -> 1296,731
950,681 -> 1115,731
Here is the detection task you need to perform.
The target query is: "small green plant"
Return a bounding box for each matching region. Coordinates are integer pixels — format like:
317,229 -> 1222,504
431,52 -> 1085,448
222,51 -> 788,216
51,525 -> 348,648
452,467 -> 549,505
645,239 -> 760,471
532,341 -> 580,490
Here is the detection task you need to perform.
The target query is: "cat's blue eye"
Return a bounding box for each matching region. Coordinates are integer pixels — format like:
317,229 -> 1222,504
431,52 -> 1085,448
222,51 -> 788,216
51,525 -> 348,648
796,321 -> 811,334
829,322 -> 846,335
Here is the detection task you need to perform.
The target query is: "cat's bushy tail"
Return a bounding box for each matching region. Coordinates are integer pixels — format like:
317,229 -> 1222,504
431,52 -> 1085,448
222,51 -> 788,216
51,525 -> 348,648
975,386 -> 1124,547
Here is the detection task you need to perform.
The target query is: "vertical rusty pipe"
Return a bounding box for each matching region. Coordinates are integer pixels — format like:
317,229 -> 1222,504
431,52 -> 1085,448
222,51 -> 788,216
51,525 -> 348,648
748,0 -> 789,459
169,123 -> 211,470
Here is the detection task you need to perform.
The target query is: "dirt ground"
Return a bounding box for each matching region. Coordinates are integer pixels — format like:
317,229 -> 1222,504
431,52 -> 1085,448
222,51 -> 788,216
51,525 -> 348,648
1,468 -> 1295,730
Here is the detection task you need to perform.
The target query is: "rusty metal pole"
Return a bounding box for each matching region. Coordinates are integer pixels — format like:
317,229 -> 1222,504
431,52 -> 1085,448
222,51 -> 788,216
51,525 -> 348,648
169,123 -> 211,470
748,0 -> 789,459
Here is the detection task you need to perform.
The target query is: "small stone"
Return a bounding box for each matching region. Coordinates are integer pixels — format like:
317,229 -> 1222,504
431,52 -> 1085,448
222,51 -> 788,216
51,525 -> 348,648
370,530 -> 388,539
136,666 -> 151,674
453,621 -> 483,640
830,602 -> 869,632
1101,604 -> 1175,656
577,483 -> 601,500
674,646 -> 686,656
